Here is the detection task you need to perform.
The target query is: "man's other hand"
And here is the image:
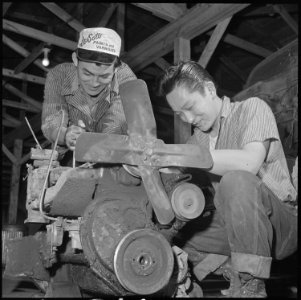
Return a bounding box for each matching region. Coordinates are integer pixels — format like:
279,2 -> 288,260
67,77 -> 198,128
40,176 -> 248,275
65,121 -> 86,151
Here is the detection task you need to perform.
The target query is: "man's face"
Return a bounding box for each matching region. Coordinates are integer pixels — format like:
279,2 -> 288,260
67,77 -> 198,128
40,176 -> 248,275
166,84 -> 219,132
77,60 -> 115,96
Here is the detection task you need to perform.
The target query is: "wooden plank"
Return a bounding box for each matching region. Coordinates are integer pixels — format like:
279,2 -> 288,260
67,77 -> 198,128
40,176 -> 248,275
3,19 -> 77,51
3,113 -> 42,148
121,4 -> 250,72
174,37 -> 191,144
3,68 -> 46,85
3,35 -> 49,72
41,2 -> 85,32
132,3 -> 185,21
3,113 -> 22,127
14,42 -> 46,75
3,81 -> 42,111
130,4 -> 271,60
117,3 -> 125,53
2,144 -> 17,164
273,5 -> 298,34
220,32 -> 272,58
2,119 -> 18,128
198,17 -> 232,68
8,139 -> 23,224
10,11 -> 50,24
3,99 -> 40,113
154,58 -> 170,71
3,2 -> 12,16
97,3 -> 118,27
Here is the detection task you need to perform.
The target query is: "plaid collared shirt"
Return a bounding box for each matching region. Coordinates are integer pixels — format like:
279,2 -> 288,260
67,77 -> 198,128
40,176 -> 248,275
187,96 -> 297,203
41,61 -> 136,140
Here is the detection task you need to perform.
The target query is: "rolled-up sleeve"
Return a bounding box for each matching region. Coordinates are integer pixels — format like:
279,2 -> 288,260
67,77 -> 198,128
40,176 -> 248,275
41,65 -> 69,142
101,62 -> 137,135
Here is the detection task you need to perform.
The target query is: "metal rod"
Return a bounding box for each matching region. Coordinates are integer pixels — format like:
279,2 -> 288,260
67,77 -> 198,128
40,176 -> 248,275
25,116 -> 42,149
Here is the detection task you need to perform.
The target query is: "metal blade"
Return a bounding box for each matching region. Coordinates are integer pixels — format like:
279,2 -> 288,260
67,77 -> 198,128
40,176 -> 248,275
75,132 -> 135,164
75,133 -> 213,170
119,79 -> 157,138
138,166 -> 175,225
151,143 -> 213,169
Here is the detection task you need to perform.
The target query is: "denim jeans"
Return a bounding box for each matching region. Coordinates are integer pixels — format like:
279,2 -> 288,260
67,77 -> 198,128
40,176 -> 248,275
178,170 -> 297,278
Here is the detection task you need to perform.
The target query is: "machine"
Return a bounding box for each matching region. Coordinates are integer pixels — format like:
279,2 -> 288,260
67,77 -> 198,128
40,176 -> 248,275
3,79 -> 213,297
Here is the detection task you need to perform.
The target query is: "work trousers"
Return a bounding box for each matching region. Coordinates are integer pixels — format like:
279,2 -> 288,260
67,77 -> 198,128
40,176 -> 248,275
180,170 -> 297,278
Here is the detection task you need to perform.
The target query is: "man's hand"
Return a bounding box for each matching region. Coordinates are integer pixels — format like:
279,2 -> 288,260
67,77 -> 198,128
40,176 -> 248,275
65,120 -> 86,151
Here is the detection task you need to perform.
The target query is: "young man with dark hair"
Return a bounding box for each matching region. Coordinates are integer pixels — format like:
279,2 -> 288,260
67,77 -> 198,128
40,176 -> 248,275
158,60 -> 297,298
42,27 -> 136,151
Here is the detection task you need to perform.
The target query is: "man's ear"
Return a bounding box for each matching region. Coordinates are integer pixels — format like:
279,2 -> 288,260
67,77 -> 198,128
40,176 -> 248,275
206,81 -> 217,96
72,52 -> 78,67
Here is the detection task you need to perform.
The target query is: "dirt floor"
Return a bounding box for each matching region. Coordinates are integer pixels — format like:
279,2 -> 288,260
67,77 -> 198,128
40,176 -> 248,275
2,252 -> 297,298
2,272 -> 297,298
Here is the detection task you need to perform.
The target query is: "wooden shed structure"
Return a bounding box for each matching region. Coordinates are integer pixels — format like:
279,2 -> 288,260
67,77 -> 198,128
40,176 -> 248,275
2,2 -> 298,226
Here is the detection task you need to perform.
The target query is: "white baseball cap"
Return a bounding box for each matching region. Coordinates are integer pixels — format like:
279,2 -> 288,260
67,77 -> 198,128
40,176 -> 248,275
76,27 -> 121,64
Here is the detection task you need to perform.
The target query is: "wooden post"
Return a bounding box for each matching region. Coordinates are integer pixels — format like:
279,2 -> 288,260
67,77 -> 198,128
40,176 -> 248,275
8,139 -> 23,224
117,3 -> 126,53
174,37 -> 191,144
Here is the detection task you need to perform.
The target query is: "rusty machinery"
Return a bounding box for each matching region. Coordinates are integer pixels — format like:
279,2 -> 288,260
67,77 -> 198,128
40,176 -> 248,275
3,80 -> 213,297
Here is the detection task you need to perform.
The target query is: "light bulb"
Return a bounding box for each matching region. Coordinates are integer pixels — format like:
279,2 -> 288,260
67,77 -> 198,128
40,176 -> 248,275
42,57 -> 49,67
42,48 -> 50,67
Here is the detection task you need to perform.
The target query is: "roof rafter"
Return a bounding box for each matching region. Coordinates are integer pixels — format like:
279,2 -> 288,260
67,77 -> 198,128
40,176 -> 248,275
14,42 -> 46,75
3,35 -> 48,72
122,3 -> 250,71
41,2 -> 85,32
3,68 -> 46,85
3,19 -> 77,51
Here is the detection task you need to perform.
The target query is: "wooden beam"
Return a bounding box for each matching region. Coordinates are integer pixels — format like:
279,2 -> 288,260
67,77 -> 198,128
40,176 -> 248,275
154,58 -> 170,71
3,99 -> 40,113
272,4 -> 298,34
117,3 -> 125,53
14,42 -> 46,75
132,3 -> 185,22
4,113 -> 42,148
3,119 -> 18,128
130,3 -> 271,60
20,81 -> 27,126
219,55 -> 247,82
3,35 -> 49,72
121,4 -> 250,71
41,2 -> 85,32
3,112 -> 22,127
174,37 -> 191,144
218,32 -> 272,58
2,144 -> 17,164
9,139 -> 23,224
243,5 -> 297,17
198,16 -> 232,68
9,11 -> 50,24
97,3 -> 118,27
3,68 -> 46,85
3,2 -> 12,16
3,81 -> 42,111
3,19 -> 77,51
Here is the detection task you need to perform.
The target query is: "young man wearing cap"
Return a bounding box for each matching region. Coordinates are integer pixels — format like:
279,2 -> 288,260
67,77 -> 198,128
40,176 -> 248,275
158,61 -> 297,297
42,27 -> 136,152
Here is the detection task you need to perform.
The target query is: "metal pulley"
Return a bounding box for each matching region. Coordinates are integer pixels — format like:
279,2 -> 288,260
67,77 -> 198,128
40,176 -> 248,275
114,229 -> 174,295
170,183 -> 205,221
